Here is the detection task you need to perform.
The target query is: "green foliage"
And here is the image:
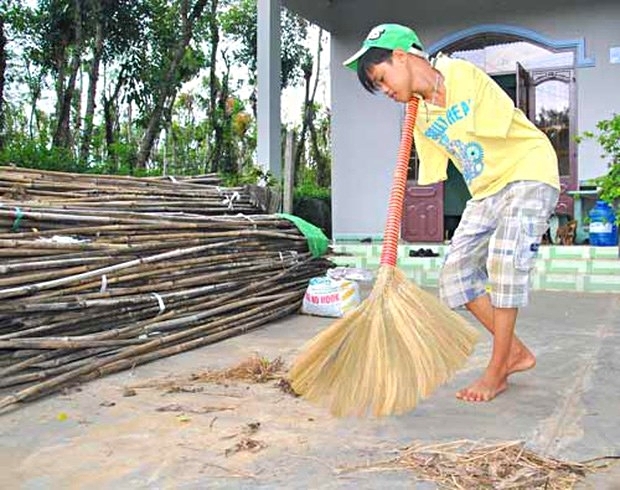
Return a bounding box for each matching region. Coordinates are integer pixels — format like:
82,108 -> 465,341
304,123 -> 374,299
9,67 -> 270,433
0,137 -> 82,172
219,164 -> 274,187
294,179 -> 330,200
578,114 -> 620,209
220,0 -> 310,89
0,0 -> 329,194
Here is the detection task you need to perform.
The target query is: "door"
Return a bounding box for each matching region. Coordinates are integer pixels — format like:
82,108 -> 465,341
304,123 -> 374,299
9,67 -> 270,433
518,65 -> 577,217
401,149 -> 444,243
516,62 -> 532,116
402,182 -> 444,242
533,69 -> 577,217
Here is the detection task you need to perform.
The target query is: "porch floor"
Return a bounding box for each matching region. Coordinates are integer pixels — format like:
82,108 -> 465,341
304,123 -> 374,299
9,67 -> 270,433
2,287 -> 619,488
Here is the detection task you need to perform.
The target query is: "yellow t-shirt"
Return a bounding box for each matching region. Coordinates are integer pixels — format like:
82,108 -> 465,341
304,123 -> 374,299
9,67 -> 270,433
414,55 -> 560,199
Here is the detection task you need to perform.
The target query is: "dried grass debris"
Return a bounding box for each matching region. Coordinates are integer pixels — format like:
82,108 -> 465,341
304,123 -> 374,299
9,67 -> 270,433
340,440 -> 617,489
192,356 -> 286,384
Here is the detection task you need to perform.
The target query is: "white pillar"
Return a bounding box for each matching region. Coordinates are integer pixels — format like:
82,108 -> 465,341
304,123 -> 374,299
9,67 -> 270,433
257,0 -> 281,180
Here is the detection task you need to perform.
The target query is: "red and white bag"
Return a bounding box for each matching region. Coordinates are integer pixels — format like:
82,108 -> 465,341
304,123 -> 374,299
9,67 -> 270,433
301,277 -> 361,318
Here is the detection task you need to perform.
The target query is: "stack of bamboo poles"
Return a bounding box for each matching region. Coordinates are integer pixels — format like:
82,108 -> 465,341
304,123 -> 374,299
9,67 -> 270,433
0,166 -> 260,215
0,169 -> 332,411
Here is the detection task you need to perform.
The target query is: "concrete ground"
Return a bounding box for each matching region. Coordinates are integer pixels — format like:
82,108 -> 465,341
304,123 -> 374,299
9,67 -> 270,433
1,288 -> 619,489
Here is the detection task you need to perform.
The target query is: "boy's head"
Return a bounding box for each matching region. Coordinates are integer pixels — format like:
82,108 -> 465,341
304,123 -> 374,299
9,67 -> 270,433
343,24 -> 427,94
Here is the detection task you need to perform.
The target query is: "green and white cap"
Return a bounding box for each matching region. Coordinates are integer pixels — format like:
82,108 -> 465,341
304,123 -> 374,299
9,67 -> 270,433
343,23 -> 426,71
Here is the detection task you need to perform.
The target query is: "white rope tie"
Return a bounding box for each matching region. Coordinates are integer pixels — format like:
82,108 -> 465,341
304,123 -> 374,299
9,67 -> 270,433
222,191 -> 241,210
100,274 -> 108,293
237,213 -> 257,229
151,292 -> 166,315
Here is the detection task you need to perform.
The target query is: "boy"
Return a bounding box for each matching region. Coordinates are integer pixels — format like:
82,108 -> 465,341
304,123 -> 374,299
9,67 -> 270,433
344,24 -> 560,402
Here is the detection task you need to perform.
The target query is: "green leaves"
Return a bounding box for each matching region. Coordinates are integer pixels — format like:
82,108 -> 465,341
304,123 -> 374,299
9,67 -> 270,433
580,114 -> 620,215
220,0 -> 311,89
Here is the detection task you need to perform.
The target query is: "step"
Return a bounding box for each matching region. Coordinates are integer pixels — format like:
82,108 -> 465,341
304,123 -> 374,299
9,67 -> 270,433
328,244 -> 620,293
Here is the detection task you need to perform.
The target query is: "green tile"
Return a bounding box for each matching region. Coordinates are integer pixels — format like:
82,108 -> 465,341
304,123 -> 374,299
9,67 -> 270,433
400,257 -> 437,270
592,247 -> 619,259
336,244 -> 370,257
538,246 -> 552,259
545,259 -> 588,274
540,274 -> 580,291
549,246 -> 590,259
329,256 -> 365,269
400,259 -> 426,270
586,273 -> 620,285
421,270 -> 440,288
400,266 -> 423,283
588,260 -> 620,275
584,275 -> 620,293
365,256 -> 381,269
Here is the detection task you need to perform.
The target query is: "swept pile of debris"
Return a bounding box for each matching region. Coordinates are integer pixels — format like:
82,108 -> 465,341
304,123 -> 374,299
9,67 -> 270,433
341,440 -> 615,489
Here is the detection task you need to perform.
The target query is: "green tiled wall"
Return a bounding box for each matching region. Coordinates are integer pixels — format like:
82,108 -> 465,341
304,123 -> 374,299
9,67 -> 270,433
330,244 -> 620,293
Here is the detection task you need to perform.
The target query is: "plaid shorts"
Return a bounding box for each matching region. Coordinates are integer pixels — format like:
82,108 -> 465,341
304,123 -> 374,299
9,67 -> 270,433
439,181 -> 559,309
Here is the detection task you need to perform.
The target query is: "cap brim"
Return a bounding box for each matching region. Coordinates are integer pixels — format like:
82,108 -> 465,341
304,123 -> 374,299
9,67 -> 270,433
343,46 -> 370,71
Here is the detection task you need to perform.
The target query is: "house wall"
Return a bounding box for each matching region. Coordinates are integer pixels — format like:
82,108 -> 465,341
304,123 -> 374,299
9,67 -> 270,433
330,1 -> 620,240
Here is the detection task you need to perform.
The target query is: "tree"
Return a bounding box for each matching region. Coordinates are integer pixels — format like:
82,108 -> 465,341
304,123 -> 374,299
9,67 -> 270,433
293,29 -> 327,185
135,0 -> 210,169
78,0 -> 103,165
0,0 -> 325,184
220,0 -> 310,115
0,11 -> 7,150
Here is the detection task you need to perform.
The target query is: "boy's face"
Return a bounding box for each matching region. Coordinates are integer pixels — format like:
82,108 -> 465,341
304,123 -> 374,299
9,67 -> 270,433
368,49 -> 426,103
366,49 -> 422,103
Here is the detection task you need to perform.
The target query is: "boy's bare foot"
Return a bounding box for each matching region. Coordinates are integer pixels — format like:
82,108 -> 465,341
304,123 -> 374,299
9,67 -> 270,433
456,347 -> 534,402
508,344 -> 536,375
456,372 -> 508,402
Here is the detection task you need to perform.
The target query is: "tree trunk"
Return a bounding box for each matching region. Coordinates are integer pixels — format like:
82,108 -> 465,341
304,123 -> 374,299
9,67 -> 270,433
103,67 -> 125,171
218,58 -> 233,174
309,121 -> 329,188
0,15 -> 7,150
293,29 -> 323,184
80,1 -> 104,165
206,0 -> 221,173
53,0 -> 83,149
293,69 -> 312,181
136,0 -> 209,170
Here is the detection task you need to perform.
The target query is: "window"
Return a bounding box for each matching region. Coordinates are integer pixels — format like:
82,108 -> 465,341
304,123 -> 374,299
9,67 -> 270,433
451,41 -> 574,73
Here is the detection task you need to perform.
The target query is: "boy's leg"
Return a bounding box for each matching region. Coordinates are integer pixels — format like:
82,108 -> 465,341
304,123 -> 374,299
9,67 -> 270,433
456,181 -> 559,402
464,294 -> 536,374
440,198 -> 528,401
456,304 -> 517,401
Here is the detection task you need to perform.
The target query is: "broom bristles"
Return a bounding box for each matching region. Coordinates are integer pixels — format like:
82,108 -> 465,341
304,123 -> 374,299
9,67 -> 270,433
289,266 -> 479,417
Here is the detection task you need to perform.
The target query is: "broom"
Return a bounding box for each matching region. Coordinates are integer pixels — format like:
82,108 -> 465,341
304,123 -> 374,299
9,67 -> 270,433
289,97 -> 480,417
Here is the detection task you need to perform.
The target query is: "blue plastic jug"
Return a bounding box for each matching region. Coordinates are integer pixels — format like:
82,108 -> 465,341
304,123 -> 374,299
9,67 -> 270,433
588,200 -> 618,246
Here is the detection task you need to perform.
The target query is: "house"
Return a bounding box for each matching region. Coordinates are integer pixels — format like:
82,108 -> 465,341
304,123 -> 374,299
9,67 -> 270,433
258,0 -> 620,243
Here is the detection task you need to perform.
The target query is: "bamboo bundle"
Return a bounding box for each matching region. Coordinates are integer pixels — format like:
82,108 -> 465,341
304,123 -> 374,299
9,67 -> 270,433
0,166 -> 271,220
0,169 -> 332,411
0,231 -> 331,408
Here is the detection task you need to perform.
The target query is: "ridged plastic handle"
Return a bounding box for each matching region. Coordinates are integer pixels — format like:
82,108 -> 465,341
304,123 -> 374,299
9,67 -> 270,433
379,98 -> 419,267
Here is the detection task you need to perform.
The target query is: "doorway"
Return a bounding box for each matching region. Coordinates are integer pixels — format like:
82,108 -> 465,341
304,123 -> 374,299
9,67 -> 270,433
403,36 -> 578,243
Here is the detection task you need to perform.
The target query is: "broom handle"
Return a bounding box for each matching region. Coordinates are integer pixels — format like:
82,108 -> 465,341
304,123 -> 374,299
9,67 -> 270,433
379,98 -> 420,267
